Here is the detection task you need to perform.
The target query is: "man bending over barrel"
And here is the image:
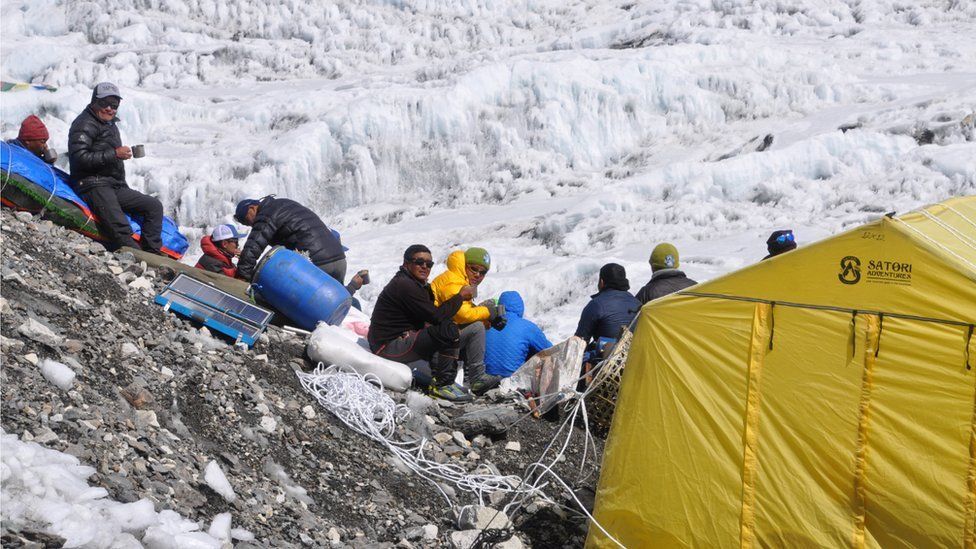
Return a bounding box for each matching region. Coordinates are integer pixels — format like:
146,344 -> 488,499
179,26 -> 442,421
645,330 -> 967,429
234,196 -> 366,295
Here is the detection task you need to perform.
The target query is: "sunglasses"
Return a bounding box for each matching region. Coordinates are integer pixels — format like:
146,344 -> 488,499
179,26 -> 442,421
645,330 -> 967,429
467,266 -> 488,276
96,98 -> 121,110
408,258 -> 435,268
775,232 -> 795,244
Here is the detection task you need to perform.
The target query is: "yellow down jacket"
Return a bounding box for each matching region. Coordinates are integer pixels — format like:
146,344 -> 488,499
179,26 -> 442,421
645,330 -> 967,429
431,250 -> 491,325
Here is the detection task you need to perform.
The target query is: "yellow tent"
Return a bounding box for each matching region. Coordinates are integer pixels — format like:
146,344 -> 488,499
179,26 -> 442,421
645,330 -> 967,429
589,196 -> 976,548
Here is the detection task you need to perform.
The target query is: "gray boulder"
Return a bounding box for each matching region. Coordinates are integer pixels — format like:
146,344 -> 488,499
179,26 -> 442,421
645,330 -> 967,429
452,407 -> 519,437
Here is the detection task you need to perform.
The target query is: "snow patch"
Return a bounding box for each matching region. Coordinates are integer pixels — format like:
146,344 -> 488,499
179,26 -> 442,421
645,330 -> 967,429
203,461 -> 236,503
37,358 -> 75,391
0,431 -> 222,548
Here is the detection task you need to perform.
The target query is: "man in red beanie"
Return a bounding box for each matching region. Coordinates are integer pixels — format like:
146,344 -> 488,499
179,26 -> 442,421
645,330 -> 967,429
9,115 -> 55,164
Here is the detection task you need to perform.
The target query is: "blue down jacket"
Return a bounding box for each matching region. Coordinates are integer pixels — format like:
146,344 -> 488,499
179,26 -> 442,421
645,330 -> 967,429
574,288 -> 641,344
485,291 -> 553,377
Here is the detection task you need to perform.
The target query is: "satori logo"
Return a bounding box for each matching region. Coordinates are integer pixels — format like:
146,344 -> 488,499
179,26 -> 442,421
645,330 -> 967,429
838,256 -> 861,285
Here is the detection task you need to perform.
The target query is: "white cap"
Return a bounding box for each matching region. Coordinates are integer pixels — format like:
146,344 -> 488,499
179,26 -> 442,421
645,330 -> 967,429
212,224 -> 246,242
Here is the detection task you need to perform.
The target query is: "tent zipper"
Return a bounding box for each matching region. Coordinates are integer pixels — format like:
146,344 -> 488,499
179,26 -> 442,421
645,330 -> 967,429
875,314 -> 884,358
967,325 -> 974,370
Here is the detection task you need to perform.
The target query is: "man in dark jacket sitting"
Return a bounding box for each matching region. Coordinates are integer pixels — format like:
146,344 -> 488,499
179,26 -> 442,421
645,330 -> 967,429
575,263 -> 641,346
635,243 -> 697,304
234,196 -> 364,294
368,245 -> 476,402
575,263 -> 641,390
68,82 -> 164,254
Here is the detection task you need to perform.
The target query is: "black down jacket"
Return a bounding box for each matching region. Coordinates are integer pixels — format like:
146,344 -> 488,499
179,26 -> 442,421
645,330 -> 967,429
236,196 -> 345,281
635,269 -> 697,304
68,106 -> 125,191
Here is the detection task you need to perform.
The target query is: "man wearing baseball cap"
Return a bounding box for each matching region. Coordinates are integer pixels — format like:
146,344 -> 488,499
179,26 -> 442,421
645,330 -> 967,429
635,242 -> 697,304
195,224 -> 247,278
68,82 -> 164,255
8,115 -> 56,164
232,196 -> 364,292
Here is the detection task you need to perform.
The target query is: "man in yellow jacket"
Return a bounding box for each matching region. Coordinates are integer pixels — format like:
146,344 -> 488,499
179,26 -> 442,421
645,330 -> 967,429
431,247 -> 506,394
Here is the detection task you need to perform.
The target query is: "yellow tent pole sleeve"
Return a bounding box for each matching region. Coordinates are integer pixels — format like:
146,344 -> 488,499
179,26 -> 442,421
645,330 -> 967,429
852,314 -> 881,549
739,302 -> 772,549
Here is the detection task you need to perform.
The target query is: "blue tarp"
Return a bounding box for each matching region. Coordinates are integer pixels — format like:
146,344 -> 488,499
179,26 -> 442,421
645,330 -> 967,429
1,141 -> 188,257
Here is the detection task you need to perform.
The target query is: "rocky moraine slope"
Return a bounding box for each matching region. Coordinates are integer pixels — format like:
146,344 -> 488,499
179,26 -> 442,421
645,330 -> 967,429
0,208 -> 601,548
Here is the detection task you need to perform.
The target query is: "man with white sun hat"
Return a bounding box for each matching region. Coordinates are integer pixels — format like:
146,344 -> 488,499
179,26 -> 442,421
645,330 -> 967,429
195,224 -> 247,278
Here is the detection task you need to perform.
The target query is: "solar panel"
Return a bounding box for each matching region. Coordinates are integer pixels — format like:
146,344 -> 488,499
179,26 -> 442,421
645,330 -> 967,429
154,273 -> 273,347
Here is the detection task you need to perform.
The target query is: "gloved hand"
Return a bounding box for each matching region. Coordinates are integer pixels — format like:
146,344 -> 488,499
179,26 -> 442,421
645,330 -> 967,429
486,300 -> 508,330
490,314 -> 507,331
481,299 -> 497,319
349,269 -> 369,291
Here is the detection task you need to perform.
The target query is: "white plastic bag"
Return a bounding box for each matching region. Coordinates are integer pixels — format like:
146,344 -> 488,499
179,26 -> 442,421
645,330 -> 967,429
499,336 -> 586,412
340,306 -> 371,338
307,324 -> 412,392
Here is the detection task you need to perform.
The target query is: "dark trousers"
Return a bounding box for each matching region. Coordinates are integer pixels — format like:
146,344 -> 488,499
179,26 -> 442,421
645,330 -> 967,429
317,257 -> 347,284
373,322 -> 460,387
316,257 -> 361,309
81,183 -> 163,253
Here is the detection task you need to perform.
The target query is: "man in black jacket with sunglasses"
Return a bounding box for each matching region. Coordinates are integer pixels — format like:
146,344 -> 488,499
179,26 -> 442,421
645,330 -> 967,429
68,82 -> 164,254
369,245 -> 477,402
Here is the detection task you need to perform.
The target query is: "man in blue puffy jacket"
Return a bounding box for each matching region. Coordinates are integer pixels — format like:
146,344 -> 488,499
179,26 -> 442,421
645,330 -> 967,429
485,291 -> 553,377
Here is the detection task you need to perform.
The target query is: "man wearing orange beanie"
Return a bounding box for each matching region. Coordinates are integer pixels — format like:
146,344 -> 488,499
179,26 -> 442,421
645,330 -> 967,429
9,115 -> 55,164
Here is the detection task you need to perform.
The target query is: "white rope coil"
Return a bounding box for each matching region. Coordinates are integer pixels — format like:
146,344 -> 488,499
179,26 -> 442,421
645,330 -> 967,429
297,364 -> 533,507
297,360 -> 627,548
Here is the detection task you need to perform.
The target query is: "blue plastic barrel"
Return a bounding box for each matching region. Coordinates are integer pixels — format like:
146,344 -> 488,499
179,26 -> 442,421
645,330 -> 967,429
251,246 -> 351,330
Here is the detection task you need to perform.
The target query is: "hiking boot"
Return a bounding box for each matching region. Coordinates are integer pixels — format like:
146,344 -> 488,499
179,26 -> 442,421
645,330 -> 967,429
468,373 -> 501,396
428,383 -> 474,403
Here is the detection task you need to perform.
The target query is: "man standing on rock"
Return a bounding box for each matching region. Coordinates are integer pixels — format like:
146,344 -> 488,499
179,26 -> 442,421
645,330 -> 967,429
68,82 -> 164,255
234,196 -> 366,296
368,244 -> 476,402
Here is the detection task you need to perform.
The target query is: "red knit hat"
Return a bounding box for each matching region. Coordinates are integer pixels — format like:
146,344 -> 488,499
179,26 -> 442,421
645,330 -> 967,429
18,115 -> 49,141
